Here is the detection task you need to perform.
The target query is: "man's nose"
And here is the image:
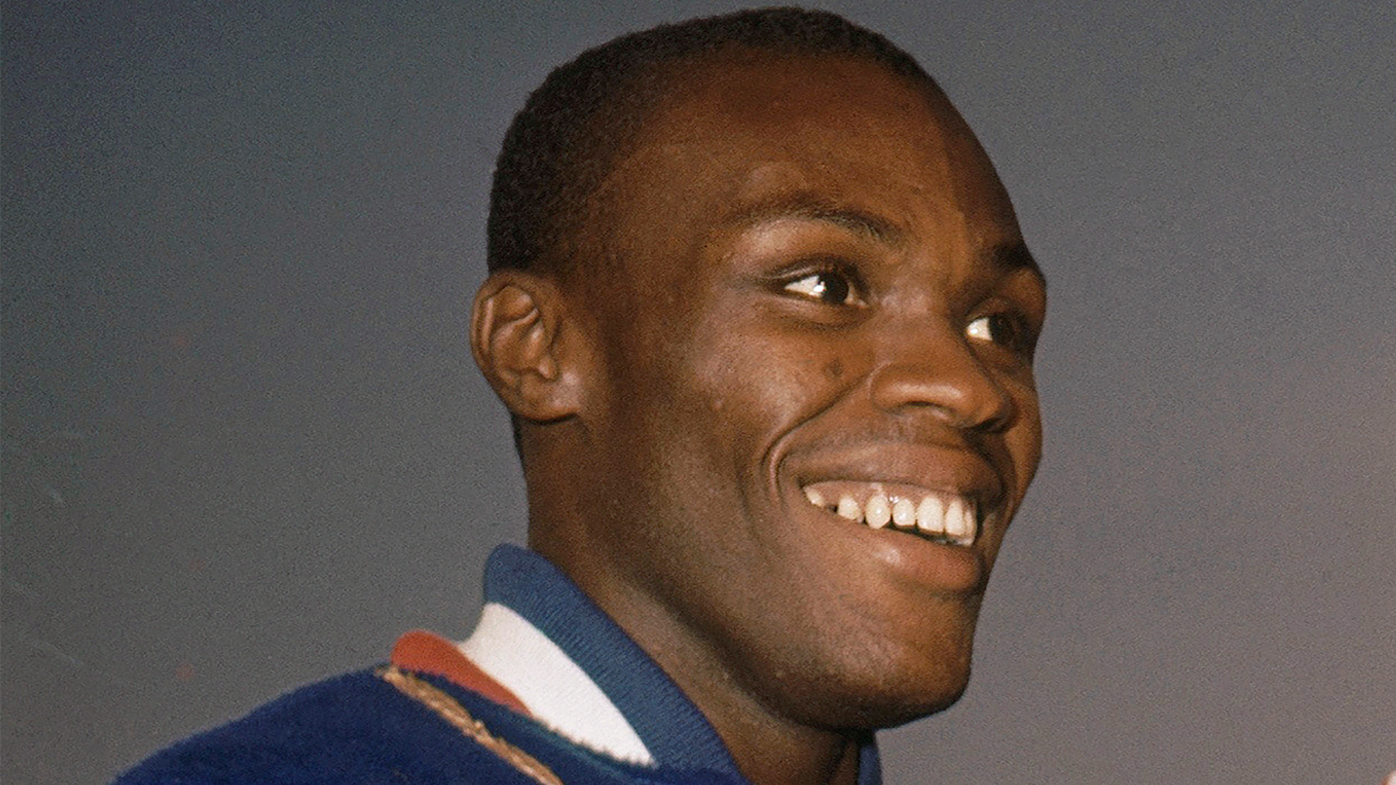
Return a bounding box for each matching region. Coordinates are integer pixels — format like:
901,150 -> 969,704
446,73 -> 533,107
867,325 -> 1016,433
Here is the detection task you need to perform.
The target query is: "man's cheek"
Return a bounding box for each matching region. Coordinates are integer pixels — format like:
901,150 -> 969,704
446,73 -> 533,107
723,333 -> 856,394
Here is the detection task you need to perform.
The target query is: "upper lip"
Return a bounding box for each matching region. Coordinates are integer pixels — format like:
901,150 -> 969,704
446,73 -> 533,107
783,441 -> 1005,514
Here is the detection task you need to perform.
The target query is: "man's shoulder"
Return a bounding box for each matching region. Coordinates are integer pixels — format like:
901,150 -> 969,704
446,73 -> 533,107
113,667 -> 548,784
113,666 -> 739,785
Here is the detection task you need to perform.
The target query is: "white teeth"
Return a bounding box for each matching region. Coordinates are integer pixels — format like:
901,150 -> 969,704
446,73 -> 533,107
865,493 -> 891,529
891,497 -> 917,528
945,498 -> 974,543
916,496 -> 945,535
836,495 -> 862,521
804,484 -> 978,546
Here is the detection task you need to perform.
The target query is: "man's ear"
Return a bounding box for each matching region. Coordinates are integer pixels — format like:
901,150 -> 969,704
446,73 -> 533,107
470,271 -> 586,422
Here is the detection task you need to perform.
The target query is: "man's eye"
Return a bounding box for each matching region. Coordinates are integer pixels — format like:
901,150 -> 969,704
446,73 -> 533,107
966,313 -> 1030,351
782,271 -> 859,306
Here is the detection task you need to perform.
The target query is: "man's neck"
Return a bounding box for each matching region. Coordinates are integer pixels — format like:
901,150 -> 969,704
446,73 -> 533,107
561,562 -> 871,785
720,717 -> 864,785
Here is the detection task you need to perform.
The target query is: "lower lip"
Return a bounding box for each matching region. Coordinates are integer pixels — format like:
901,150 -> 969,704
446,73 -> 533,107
818,510 -> 987,593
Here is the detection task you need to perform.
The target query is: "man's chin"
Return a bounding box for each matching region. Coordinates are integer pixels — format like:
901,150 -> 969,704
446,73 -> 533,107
867,677 -> 971,730
768,659 -> 974,732
761,611 -> 983,730
849,673 -> 971,730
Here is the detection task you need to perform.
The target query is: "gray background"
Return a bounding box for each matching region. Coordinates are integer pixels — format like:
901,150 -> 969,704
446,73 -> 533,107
4,1 -> 1394,783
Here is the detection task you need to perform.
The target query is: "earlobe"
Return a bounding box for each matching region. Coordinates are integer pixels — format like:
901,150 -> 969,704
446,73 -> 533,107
470,272 -> 583,422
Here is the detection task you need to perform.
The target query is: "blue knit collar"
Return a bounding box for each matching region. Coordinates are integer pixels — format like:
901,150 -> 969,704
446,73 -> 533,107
481,544 -> 881,784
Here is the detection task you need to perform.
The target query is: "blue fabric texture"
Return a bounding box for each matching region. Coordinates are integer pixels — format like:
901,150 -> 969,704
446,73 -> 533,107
113,668 -> 742,784
113,545 -> 882,784
483,545 -> 742,774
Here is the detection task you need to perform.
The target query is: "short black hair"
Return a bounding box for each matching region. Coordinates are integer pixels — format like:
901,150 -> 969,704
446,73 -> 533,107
486,6 -> 941,277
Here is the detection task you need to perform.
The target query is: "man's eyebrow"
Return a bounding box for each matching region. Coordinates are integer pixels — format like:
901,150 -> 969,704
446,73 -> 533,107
728,195 -> 904,245
731,195 -> 1045,285
992,242 -> 1045,285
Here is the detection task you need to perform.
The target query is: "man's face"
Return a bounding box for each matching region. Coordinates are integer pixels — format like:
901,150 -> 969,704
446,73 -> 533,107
560,52 -> 1045,730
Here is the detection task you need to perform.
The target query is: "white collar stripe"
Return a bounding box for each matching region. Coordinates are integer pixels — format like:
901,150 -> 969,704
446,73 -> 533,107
458,602 -> 655,766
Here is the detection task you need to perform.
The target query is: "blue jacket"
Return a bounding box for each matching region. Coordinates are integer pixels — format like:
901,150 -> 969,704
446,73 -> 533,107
115,546 -> 881,784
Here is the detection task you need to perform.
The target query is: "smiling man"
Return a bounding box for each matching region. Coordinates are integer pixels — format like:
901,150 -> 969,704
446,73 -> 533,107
117,8 -> 1043,785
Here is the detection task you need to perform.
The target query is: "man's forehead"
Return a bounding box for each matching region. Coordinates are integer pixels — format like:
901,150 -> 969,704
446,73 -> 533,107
628,59 -> 993,194
725,178 -> 907,245
646,50 -> 952,136
574,51 -> 1030,282
721,151 -> 1027,257
597,62 -> 962,205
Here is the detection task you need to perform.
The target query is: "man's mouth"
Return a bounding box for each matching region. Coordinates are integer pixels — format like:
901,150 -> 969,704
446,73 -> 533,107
800,480 -> 980,546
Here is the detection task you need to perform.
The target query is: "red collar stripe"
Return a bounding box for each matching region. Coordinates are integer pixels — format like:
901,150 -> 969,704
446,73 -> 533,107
389,629 -> 530,716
